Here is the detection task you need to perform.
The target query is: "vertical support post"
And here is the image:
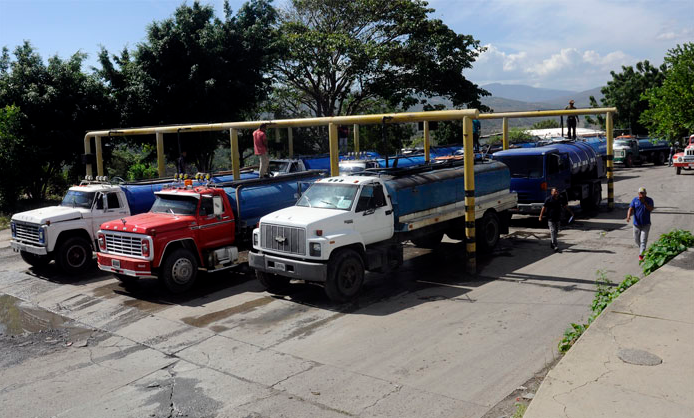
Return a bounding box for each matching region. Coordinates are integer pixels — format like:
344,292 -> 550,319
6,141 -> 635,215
424,121 -> 430,163
288,128 -> 294,158
275,127 -> 280,143
353,124 -> 360,155
606,112 -> 614,211
329,123 -> 339,177
463,116 -> 476,274
95,135 -> 104,177
230,128 -> 240,180
502,117 -> 509,150
156,132 -> 165,178
84,135 -> 92,178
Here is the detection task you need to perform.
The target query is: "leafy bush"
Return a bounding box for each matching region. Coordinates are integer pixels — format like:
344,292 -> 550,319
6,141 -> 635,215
640,229 -> 694,275
558,272 -> 640,353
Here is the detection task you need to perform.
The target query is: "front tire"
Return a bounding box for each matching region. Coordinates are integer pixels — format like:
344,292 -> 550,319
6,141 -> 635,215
676,167 -> 682,175
20,251 -> 51,268
476,211 -> 500,253
625,154 -> 633,168
160,248 -> 198,293
256,270 -> 291,294
325,249 -> 364,303
56,237 -> 93,274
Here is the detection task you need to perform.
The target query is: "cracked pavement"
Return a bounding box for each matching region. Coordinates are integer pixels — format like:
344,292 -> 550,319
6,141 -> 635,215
1,165 -> 692,417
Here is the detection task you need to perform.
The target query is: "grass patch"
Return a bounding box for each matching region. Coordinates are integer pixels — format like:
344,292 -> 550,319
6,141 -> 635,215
512,403 -> 527,418
0,214 -> 9,230
640,229 -> 694,275
558,271 -> 639,353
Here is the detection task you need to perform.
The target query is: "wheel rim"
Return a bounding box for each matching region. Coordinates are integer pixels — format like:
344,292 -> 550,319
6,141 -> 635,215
66,244 -> 87,268
338,260 -> 362,295
171,258 -> 194,285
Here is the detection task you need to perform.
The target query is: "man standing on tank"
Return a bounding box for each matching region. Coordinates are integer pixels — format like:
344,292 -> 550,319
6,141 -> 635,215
565,100 -> 579,140
254,123 -> 269,177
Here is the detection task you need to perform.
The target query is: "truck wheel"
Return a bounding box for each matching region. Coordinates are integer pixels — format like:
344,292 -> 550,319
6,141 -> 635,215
676,167 -> 682,175
20,251 -> 51,268
625,154 -> 633,168
56,237 -> 93,274
477,211 -> 500,253
325,249 -> 364,303
411,231 -> 444,249
581,183 -> 602,212
655,152 -> 665,165
160,248 -> 198,293
256,271 -> 291,294
114,273 -> 139,287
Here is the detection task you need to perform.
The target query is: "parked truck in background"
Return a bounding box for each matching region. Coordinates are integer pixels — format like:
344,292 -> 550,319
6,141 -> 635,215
96,171 -> 324,292
249,161 -> 516,302
613,135 -> 669,167
673,135 -> 694,175
492,141 -> 605,214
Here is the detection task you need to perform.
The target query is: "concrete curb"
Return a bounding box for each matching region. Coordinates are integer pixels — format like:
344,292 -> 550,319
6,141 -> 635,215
524,249 -> 694,417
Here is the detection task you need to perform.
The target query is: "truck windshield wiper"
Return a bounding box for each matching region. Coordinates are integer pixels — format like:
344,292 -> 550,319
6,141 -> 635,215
320,200 -> 337,208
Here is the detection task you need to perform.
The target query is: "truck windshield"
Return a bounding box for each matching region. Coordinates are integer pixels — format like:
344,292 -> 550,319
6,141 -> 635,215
61,190 -> 96,209
296,183 -> 359,210
495,155 -> 544,178
614,140 -> 631,147
151,195 -> 198,215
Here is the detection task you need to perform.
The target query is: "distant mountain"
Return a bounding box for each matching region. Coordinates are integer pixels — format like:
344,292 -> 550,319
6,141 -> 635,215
481,83 -> 576,103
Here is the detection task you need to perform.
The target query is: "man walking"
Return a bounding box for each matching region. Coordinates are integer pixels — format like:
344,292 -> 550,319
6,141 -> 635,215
539,188 -> 574,251
254,123 -> 269,177
565,100 -> 579,140
626,187 -> 654,261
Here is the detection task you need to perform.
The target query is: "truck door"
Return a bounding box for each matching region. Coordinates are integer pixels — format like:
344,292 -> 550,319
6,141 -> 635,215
92,192 -> 128,237
353,183 -> 394,245
195,194 -> 234,249
546,153 -> 570,194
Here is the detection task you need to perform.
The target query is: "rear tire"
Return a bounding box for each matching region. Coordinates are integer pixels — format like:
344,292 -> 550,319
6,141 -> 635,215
580,183 -> 602,212
411,231 -> 444,249
160,248 -> 198,293
20,251 -> 51,268
476,211 -> 500,253
256,270 -> 291,294
325,249 -> 364,303
655,152 -> 665,165
625,154 -> 633,168
56,237 -> 93,274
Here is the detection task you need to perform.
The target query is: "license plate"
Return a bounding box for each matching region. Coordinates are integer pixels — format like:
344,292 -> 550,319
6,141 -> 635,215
112,259 -> 121,269
274,262 -> 286,271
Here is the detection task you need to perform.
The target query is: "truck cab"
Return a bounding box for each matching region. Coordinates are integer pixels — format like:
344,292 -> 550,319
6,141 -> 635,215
10,179 -> 131,273
613,136 -> 640,166
97,185 -> 237,293
673,135 -> 694,174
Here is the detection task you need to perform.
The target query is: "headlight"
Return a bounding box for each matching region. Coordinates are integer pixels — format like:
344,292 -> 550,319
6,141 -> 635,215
678,157 -> 683,162
253,231 -> 259,247
38,226 -> 46,244
309,242 -> 321,257
10,222 -> 16,238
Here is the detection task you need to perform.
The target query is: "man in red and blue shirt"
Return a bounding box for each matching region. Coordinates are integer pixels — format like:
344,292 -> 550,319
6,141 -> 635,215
253,124 -> 269,177
626,187 -> 654,261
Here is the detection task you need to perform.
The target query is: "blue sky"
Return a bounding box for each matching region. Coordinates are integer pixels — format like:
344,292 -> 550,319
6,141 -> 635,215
1,0 -> 692,91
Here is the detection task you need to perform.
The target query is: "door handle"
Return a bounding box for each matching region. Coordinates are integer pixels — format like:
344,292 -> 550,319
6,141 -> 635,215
385,210 -> 393,215
344,219 -> 353,224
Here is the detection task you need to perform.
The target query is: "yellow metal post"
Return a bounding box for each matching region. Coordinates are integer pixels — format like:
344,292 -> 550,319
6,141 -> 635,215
95,135 -> 104,177
288,128 -> 294,158
424,121 -> 430,163
606,112 -> 614,211
329,123 -> 339,176
230,128 -> 240,180
353,124 -> 360,154
463,116 -> 476,274
502,117 -> 509,150
156,132 -> 165,177
84,135 -> 92,178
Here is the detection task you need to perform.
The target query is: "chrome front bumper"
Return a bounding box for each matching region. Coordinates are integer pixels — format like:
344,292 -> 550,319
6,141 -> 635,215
249,251 -> 328,282
10,240 -> 48,255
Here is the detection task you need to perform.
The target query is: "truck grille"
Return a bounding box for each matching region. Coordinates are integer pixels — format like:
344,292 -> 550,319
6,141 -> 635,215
14,222 -> 41,244
261,224 -> 306,255
103,232 -> 143,257
686,149 -> 694,156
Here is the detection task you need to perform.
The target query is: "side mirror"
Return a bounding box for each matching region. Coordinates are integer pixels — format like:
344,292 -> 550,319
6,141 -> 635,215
213,196 -> 223,216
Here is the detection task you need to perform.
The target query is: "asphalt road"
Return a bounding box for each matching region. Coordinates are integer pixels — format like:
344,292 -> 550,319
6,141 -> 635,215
0,164 -> 692,418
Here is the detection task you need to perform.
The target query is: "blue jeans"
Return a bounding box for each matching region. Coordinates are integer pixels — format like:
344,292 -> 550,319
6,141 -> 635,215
548,221 -> 560,248
634,224 -> 651,256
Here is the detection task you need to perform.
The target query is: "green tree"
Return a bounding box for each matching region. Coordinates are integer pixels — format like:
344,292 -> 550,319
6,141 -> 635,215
0,105 -> 24,209
273,0 -> 489,118
0,42 -> 113,199
640,43 -> 694,141
532,119 -> 560,129
585,60 -> 665,135
97,0 -> 277,171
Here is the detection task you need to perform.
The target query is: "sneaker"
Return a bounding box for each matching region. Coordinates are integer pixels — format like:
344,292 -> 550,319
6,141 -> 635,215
639,255 -> 644,261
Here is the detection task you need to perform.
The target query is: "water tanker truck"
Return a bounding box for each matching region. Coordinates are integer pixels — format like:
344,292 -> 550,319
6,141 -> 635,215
249,161 -> 517,302
613,135 -> 669,167
492,141 -> 605,214
96,171 -> 324,292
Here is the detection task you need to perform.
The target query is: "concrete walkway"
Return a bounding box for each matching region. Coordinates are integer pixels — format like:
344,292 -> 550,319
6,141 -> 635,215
0,228 -> 11,249
524,249 -> 694,417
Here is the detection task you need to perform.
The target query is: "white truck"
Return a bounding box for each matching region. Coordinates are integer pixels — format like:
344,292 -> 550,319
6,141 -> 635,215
9,177 -> 160,273
249,161 -> 516,302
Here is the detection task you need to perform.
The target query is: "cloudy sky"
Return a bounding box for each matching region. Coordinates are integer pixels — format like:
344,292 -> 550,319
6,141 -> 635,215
1,0 -> 692,92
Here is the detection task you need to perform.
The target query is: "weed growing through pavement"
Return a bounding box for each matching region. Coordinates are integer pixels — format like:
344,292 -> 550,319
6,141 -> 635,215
640,229 -> 694,275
